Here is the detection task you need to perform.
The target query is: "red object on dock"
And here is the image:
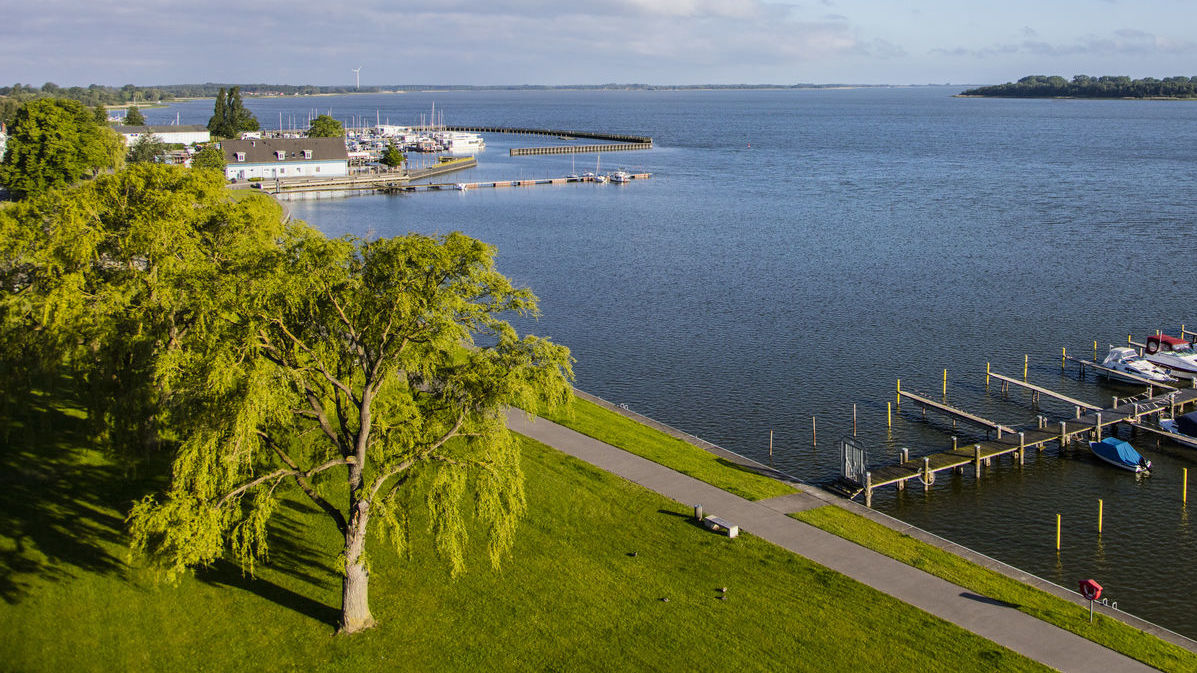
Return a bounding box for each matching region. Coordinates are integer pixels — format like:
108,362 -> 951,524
1078,579 -> 1102,601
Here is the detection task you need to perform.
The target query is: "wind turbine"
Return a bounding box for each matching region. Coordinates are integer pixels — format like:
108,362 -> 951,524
352,67 -> 361,90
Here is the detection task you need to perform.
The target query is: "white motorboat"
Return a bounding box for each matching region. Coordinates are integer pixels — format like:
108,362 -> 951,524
610,170 -> 631,183
1143,334 -> 1197,379
1100,346 -> 1177,384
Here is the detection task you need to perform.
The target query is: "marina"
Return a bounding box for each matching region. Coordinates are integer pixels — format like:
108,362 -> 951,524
844,337 -> 1197,507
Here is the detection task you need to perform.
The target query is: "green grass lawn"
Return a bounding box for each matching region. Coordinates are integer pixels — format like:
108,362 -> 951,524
793,505 -> 1197,673
538,396 -> 796,501
0,388 -> 1048,672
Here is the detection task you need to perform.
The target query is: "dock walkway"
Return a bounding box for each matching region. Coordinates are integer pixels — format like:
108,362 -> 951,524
865,385 -> 1197,505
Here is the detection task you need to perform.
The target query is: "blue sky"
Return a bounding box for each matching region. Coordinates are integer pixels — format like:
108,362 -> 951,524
3,0 -> 1195,86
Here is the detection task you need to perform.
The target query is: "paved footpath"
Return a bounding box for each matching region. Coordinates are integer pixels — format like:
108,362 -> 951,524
508,410 -> 1160,673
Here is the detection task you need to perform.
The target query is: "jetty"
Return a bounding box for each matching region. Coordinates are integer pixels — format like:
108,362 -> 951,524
440,125 -> 653,156
848,364 -> 1197,507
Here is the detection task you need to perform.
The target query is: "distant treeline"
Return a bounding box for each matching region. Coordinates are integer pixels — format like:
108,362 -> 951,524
0,81 -> 882,126
961,75 -> 1197,99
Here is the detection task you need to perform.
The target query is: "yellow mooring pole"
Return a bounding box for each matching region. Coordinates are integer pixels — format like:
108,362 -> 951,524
1098,499 -> 1103,535
1056,514 -> 1062,551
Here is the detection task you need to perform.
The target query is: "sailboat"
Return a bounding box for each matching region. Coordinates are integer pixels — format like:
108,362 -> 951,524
593,154 -> 607,183
567,156 -> 579,181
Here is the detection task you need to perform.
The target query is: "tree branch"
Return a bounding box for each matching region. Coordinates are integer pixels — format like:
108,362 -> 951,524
258,432 -> 351,534
366,411 -> 467,504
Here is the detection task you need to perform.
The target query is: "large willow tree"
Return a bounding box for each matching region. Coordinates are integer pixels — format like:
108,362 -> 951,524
3,163 -> 573,633
128,229 -> 573,633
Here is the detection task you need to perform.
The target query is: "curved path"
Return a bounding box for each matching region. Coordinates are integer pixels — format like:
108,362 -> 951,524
507,410 -> 1159,672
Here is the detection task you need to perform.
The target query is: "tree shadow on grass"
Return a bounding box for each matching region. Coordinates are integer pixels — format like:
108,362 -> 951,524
0,373 -> 343,628
198,559 -> 341,628
0,376 -> 137,604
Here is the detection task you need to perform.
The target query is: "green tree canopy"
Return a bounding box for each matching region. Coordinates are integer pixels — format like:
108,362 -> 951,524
126,228 -> 573,633
126,133 -> 167,163
380,144 -> 405,168
190,145 -> 226,172
307,114 -> 344,138
207,86 -> 259,138
0,97 -> 124,200
124,105 -> 146,126
0,164 -> 288,455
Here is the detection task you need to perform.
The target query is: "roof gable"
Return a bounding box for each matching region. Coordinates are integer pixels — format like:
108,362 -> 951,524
222,137 -> 348,164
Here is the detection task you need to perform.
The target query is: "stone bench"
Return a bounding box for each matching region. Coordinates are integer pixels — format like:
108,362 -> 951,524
702,515 -> 739,539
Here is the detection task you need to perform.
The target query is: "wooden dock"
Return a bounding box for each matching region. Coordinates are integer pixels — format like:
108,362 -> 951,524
861,377 -> 1197,507
986,368 -> 1100,415
379,173 -> 652,194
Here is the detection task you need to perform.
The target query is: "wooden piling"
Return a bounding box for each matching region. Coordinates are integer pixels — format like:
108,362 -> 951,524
923,457 -> 931,491
1095,412 -> 1102,441
1185,468 -> 1189,505
1018,432 -> 1025,466
769,429 -> 774,466
865,472 -> 873,507
974,444 -> 982,477
812,416 -> 817,446
1059,421 -> 1068,450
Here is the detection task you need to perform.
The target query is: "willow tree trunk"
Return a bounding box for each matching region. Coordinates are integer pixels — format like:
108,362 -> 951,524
340,500 -> 374,633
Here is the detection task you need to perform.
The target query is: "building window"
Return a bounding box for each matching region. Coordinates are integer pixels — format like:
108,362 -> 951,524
235,152 -> 246,162
276,151 -> 286,160
303,150 -> 313,159
316,167 -> 321,173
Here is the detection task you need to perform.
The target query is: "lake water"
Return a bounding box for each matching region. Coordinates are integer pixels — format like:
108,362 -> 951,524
148,88 -> 1197,636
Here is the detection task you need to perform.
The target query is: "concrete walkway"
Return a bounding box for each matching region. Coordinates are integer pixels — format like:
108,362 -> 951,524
508,410 -> 1160,673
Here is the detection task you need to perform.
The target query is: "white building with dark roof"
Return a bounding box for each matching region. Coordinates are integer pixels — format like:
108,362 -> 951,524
221,137 -> 349,181
114,125 -> 211,146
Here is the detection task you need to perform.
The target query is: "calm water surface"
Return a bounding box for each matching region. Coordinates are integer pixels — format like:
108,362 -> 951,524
153,88 -> 1197,635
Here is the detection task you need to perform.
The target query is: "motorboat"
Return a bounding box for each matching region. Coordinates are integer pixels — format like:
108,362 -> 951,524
610,170 -> 632,183
1143,334 -> 1197,379
1159,410 -> 1197,449
1088,437 -> 1151,473
1100,346 -> 1177,384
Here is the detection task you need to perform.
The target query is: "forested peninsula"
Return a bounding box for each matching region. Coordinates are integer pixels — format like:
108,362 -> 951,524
961,75 -> 1197,99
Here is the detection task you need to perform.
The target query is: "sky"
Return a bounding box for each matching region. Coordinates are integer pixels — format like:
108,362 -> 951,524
3,0 -> 1196,87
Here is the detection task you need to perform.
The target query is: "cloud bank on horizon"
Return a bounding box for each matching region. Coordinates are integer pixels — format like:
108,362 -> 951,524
3,0 -> 1195,87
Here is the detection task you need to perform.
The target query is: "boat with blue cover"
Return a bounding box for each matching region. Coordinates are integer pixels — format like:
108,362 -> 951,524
1088,437 -> 1151,473
1159,410 -> 1197,449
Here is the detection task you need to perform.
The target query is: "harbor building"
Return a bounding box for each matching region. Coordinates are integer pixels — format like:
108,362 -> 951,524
221,137 -> 349,181
114,125 -> 211,146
